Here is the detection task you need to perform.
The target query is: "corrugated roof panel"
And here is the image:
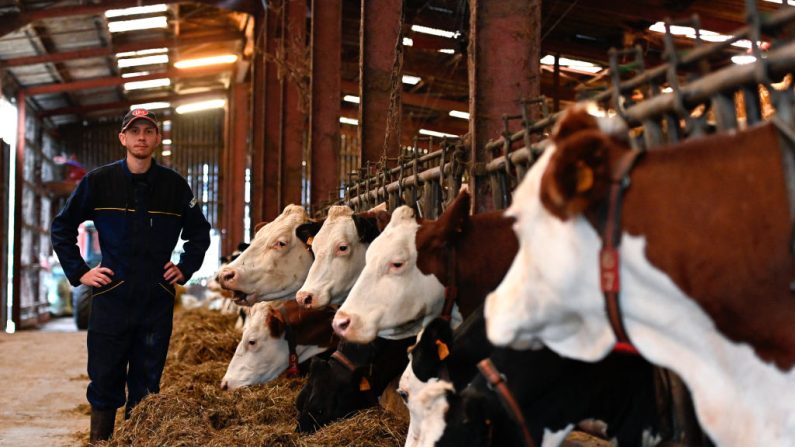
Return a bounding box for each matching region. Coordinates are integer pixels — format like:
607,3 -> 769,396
63,58 -> 113,80
9,64 -> 56,86
76,89 -> 119,106
0,27 -> 41,58
44,16 -> 104,52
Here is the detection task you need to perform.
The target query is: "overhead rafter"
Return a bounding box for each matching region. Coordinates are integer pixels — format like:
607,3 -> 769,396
24,64 -> 233,96
1,31 -> 242,68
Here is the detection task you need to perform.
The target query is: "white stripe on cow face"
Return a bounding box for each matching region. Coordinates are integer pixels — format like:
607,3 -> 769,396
334,206 -> 445,343
296,206 -> 367,308
217,204 -> 314,304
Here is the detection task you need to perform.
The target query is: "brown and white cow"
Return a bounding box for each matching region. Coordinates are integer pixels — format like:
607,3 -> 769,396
221,299 -> 337,390
216,205 -> 314,305
333,190 -> 517,343
294,205 -> 388,309
486,105 -> 795,446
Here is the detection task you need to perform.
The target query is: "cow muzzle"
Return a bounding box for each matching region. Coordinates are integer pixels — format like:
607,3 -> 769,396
332,311 -> 352,337
295,290 -> 314,308
216,267 -> 238,288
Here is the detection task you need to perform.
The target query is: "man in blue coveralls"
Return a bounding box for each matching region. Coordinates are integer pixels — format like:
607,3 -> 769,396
51,108 -> 211,444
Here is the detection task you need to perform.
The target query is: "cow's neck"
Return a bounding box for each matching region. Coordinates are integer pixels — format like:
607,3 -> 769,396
620,233 -> 795,447
618,122 -> 795,370
453,212 -> 518,318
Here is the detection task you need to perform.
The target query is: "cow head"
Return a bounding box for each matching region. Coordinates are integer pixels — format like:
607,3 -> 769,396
295,206 -> 389,309
401,379 -> 456,447
414,190 -> 471,285
295,341 -> 378,432
220,300 -> 335,390
485,105 -> 631,360
333,206 -> 445,343
216,204 -> 314,305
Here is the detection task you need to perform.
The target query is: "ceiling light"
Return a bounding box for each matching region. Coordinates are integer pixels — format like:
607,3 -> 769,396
449,110 -> 469,120
340,117 -> 358,125
419,129 -> 457,138
731,55 -> 757,65
403,37 -> 414,46
123,78 -> 171,91
121,71 -> 151,78
343,95 -> 360,104
108,16 -> 168,33
117,54 -> 169,68
411,24 -> 459,39
438,49 -> 455,54
402,75 -> 421,85
647,21 -> 761,50
130,102 -> 170,110
174,54 -> 238,69
661,86 -> 674,93
763,0 -> 795,4
540,55 -> 603,73
176,99 -> 226,114
116,48 -> 168,58
161,150 -> 172,156
105,4 -> 167,18
162,139 -> 172,145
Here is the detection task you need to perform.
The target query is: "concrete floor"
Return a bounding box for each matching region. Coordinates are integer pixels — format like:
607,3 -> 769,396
0,318 -> 88,447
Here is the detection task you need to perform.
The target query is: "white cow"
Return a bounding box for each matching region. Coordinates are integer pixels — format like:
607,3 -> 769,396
216,204 -> 313,305
485,105 -> 795,446
295,205 -> 386,308
221,300 -> 336,390
332,206 -> 456,343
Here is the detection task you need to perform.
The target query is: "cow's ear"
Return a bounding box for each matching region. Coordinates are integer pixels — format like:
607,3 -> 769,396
374,210 -> 391,232
541,129 -> 614,220
440,189 -> 470,236
266,307 -> 285,338
296,221 -> 324,246
352,213 -> 381,243
551,105 -> 599,145
254,220 -> 269,233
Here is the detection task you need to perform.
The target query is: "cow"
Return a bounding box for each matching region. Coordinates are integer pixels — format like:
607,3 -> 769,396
294,336 -> 415,432
216,205 -> 314,305
401,310 -> 665,447
333,190 -> 517,343
220,299 -> 338,390
294,205 -> 389,309
485,104 -> 795,446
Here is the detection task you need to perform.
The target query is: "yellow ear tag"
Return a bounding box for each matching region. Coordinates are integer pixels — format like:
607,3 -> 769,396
359,377 -> 371,391
306,236 -> 313,246
575,162 -> 594,193
435,340 -> 450,361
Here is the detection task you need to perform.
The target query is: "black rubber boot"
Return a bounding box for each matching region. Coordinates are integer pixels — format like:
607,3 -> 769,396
89,407 -> 116,445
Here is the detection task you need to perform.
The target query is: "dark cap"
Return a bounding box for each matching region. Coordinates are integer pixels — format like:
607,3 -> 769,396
121,108 -> 160,132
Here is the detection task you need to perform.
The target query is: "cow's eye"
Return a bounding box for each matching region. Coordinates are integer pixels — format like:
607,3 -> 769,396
248,340 -> 256,346
272,240 -> 288,249
337,244 -> 349,254
398,389 -> 409,403
389,261 -> 405,273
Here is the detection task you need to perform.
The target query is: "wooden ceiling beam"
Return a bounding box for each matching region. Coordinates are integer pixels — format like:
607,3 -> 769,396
1,31 -> 242,68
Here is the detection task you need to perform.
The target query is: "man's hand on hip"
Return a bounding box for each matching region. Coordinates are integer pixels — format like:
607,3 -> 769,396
80,266 -> 115,287
163,261 -> 185,285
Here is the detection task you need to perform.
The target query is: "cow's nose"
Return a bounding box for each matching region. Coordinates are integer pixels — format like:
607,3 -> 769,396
296,291 -> 313,308
332,313 -> 351,336
219,268 -> 237,284
220,380 -> 229,391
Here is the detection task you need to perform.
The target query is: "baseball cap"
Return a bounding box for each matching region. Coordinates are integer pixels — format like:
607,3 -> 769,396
121,108 -> 160,132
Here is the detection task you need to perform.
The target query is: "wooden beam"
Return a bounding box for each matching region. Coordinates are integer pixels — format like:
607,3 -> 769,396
280,0 -> 306,208
23,64 -> 231,96
1,31 -> 242,68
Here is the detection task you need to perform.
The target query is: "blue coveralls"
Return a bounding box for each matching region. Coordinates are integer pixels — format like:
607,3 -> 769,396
51,159 -> 210,412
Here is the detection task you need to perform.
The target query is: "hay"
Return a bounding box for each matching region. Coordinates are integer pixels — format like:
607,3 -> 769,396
99,308 -> 407,447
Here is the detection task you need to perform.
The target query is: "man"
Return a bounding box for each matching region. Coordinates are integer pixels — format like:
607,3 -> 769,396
51,108 -> 211,444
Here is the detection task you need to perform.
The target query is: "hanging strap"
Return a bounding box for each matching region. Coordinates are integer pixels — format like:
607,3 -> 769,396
277,305 -> 300,377
477,358 -> 536,447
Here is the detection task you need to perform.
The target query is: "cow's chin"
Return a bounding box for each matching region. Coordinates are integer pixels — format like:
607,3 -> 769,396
540,319 -> 615,362
339,323 -> 378,344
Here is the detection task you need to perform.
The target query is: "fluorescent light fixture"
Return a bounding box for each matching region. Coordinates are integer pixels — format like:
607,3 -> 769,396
402,75 -> 422,85
175,99 -> 226,114
540,55 -> 603,73
161,150 -> 172,156
105,4 -> 167,18
419,129 -> 458,138
343,95 -> 360,104
116,48 -> 168,58
121,71 -> 151,78
661,86 -> 674,93
647,21 -> 761,50
403,37 -> 414,46
731,55 -> 757,65
117,54 -> 169,68
449,110 -> 469,120
764,0 -> 795,4
411,24 -> 459,39
130,102 -> 170,110
162,139 -> 172,145
174,54 -> 238,69
123,78 -> 171,91
438,48 -> 455,54
340,117 -> 358,125
108,16 -> 168,33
